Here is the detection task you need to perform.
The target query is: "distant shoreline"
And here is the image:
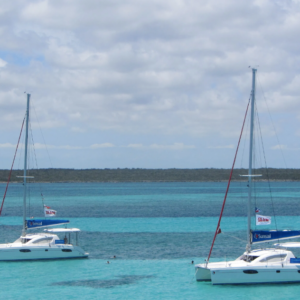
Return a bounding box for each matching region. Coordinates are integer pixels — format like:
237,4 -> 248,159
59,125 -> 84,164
1,168 -> 300,183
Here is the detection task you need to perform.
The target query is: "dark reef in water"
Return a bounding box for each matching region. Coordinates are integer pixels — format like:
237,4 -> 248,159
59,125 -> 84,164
51,275 -> 154,289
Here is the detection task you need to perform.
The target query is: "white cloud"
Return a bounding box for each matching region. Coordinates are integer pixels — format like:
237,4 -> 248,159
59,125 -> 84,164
125,143 -> 195,149
31,143 -> 115,150
32,143 -> 83,150
271,144 -> 288,150
208,145 -> 235,149
0,58 -> 7,67
0,142 -> 83,150
0,143 -> 15,148
90,143 -> 114,148
71,127 -> 85,133
1,0 -> 299,134
0,0 -> 300,168
150,143 -> 195,150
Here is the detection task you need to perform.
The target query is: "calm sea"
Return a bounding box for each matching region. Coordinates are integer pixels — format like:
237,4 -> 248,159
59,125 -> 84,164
1,181 -> 300,299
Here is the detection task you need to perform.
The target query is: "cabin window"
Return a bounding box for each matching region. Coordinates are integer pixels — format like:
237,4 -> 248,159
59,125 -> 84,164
240,255 -> 259,262
32,238 -> 53,244
259,254 -> 287,263
21,238 -> 32,244
62,249 -> 72,252
19,249 -> 31,252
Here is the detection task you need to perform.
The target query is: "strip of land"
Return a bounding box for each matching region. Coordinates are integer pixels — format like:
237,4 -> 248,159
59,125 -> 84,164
0,168 -> 299,183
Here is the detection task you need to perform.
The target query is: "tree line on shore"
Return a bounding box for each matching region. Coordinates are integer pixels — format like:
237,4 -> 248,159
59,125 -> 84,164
0,168 -> 300,183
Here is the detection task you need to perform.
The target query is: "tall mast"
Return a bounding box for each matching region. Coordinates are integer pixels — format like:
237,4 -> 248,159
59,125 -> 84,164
22,94 -> 30,236
246,69 -> 256,251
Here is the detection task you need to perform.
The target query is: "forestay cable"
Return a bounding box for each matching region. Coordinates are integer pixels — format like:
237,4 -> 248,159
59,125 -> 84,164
206,98 -> 250,265
0,117 -> 26,216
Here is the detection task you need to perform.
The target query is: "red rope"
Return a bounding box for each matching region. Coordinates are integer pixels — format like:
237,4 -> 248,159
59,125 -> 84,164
206,99 -> 250,264
0,117 -> 25,217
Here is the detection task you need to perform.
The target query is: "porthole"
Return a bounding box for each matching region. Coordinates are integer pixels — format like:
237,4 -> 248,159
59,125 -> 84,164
243,270 -> 258,274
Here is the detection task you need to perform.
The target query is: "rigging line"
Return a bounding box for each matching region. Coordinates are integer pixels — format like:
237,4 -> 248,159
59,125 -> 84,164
206,98 -> 251,265
255,102 -> 264,169
257,77 -> 288,169
28,123 -> 35,218
29,122 -> 45,209
255,101 -> 278,233
28,122 -> 32,218
238,97 -> 251,214
32,102 -> 53,169
253,103 -> 266,229
239,97 -> 251,170
16,120 -> 26,171
0,117 -> 26,217
218,232 -> 247,243
252,107 -> 257,215
253,103 -> 261,224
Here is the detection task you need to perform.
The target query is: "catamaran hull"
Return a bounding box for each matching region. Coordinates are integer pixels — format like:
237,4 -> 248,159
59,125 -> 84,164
195,265 -> 211,281
0,246 -> 88,261
195,263 -> 300,285
210,267 -> 300,285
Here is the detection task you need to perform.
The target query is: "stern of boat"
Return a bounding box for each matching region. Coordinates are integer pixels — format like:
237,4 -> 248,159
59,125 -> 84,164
195,264 -> 211,281
73,246 -> 89,258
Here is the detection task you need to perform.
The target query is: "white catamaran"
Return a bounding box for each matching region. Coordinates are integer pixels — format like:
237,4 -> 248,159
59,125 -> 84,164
195,69 -> 300,285
0,94 -> 89,260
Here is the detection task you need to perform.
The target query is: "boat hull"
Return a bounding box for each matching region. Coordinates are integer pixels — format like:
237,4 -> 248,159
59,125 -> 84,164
195,262 -> 300,285
0,244 -> 88,261
195,264 -> 211,281
210,266 -> 300,285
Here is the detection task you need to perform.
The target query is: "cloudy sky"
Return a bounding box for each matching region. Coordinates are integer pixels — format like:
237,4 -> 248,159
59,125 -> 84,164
1,0 -> 300,169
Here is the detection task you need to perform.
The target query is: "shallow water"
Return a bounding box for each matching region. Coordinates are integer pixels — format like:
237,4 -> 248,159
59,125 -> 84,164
1,181 -> 300,299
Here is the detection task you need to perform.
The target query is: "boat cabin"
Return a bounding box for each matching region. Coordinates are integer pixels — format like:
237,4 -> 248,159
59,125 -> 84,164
237,249 -> 295,265
44,228 -> 81,246
12,228 -> 82,246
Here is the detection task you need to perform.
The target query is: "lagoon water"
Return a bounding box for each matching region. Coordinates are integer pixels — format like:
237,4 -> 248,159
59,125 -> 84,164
1,181 -> 300,299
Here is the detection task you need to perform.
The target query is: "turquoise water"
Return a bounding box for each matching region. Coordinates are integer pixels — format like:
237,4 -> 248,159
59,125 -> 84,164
1,181 -> 300,299
2,216 -> 300,232
3,258 -> 300,300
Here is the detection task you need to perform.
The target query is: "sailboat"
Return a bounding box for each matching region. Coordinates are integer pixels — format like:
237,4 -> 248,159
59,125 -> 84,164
0,94 -> 89,260
195,69 -> 300,285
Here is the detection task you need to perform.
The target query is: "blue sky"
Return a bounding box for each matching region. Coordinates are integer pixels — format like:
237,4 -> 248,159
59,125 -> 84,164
1,0 -> 300,169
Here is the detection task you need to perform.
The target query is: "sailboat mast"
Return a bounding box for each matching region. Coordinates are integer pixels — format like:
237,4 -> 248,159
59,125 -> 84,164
247,69 -> 256,251
22,94 -> 30,237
